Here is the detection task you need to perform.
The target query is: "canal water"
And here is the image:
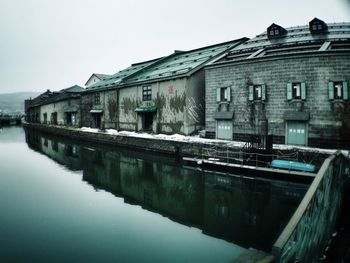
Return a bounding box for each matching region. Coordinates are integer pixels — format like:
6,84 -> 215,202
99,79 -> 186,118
0,126 -> 309,262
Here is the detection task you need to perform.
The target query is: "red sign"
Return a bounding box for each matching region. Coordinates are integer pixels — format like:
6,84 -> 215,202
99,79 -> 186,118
168,86 -> 175,94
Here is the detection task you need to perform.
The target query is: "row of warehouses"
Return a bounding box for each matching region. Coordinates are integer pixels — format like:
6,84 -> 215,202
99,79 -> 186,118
25,18 -> 350,148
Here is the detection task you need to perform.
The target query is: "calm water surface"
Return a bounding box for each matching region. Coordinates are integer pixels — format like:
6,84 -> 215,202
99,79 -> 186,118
0,127 -> 308,262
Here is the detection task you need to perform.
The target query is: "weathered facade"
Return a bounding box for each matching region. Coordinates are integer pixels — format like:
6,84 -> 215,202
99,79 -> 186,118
205,19 -> 350,148
84,39 -> 247,134
81,59 -> 158,129
26,85 -> 84,127
25,90 -> 53,123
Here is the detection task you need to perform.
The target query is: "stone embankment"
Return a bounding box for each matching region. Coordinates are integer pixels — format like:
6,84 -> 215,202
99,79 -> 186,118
23,122 -> 336,167
23,123 -> 212,157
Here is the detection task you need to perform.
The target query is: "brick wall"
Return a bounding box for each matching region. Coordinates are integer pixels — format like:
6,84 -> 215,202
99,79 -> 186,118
205,54 -> 350,147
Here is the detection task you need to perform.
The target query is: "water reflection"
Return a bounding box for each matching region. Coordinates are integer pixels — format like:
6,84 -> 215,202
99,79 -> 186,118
25,128 -> 308,252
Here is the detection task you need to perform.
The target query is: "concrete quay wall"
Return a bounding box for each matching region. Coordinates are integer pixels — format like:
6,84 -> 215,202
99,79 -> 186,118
23,123 -> 207,157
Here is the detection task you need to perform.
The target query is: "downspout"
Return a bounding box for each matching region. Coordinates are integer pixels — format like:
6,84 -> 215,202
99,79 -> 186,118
117,88 -> 120,130
184,77 -> 188,135
157,82 -> 160,133
79,94 -> 82,127
103,91 -> 106,130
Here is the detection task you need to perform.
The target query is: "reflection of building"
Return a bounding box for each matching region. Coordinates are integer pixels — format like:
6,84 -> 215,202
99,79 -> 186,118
82,147 -> 204,225
24,128 -> 308,251
40,138 -> 82,171
203,174 -> 307,251
82,149 -> 122,193
25,128 -> 43,150
25,130 -> 82,171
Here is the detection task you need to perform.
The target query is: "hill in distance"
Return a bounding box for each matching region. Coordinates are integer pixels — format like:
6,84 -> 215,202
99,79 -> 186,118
0,91 -> 41,114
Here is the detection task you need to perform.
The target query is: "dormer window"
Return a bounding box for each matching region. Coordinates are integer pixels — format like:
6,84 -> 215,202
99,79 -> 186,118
267,23 -> 287,39
309,18 -> 328,35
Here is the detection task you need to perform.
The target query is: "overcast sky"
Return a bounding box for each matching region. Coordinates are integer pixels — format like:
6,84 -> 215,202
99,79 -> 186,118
1,0 -> 350,93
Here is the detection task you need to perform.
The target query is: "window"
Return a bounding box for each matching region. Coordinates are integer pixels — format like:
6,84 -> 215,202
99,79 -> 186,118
142,86 -> 152,101
312,21 -> 324,32
334,82 -> 343,99
95,93 -> 100,105
287,82 -> 306,100
328,81 -> 348,100
216,87 -> 231,102
267,23 -> 287,39
309,18 -> 328,35
292,83 -> 301,99
248,85 -> 266,101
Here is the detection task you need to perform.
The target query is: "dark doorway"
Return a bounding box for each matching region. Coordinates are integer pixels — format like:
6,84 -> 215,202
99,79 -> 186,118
143,112 -> 153,131
66,113 -> 72,125
51,112 -> 57,125
93,114 -> 101,129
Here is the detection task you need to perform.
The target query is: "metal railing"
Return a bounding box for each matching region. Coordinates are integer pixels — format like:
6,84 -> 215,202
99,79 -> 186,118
200,144 -> 299,169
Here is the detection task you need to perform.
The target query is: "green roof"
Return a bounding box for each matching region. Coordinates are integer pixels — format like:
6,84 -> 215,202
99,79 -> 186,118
135,106 -> 157,112
84,59 -> 161,92
62,85 -> 85,93
123,39 -> 247,85
84,38 -> 247,93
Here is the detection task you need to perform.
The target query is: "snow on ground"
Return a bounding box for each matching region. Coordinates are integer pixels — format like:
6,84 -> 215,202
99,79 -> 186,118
79,127 -> 246,146
80,127 -> 100,133
78,127 -> 349,156
274,143 -> 349,156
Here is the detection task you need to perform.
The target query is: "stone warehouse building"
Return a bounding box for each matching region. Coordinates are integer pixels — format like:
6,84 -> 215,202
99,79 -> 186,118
82,38 -> 247,134
26,85 -> 84,127
25,89 -> 53,123
81,59 -> 160,130
205,18 -> 350,147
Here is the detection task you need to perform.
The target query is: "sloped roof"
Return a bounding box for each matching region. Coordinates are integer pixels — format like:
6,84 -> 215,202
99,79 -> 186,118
27,85 -> 84,108
84,58 -> 161,92
61,85 -> 85,93
84,38 -> 247,92
84,73 -> 111,86
123,38 -> 247,85
94,73 -> 111,80
26,90 -> 53,108
218,21 -> 350,64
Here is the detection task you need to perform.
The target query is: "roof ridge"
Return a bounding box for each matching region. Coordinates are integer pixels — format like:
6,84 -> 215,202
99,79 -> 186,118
172,37 -> 248,55
131,57 -> 165,66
